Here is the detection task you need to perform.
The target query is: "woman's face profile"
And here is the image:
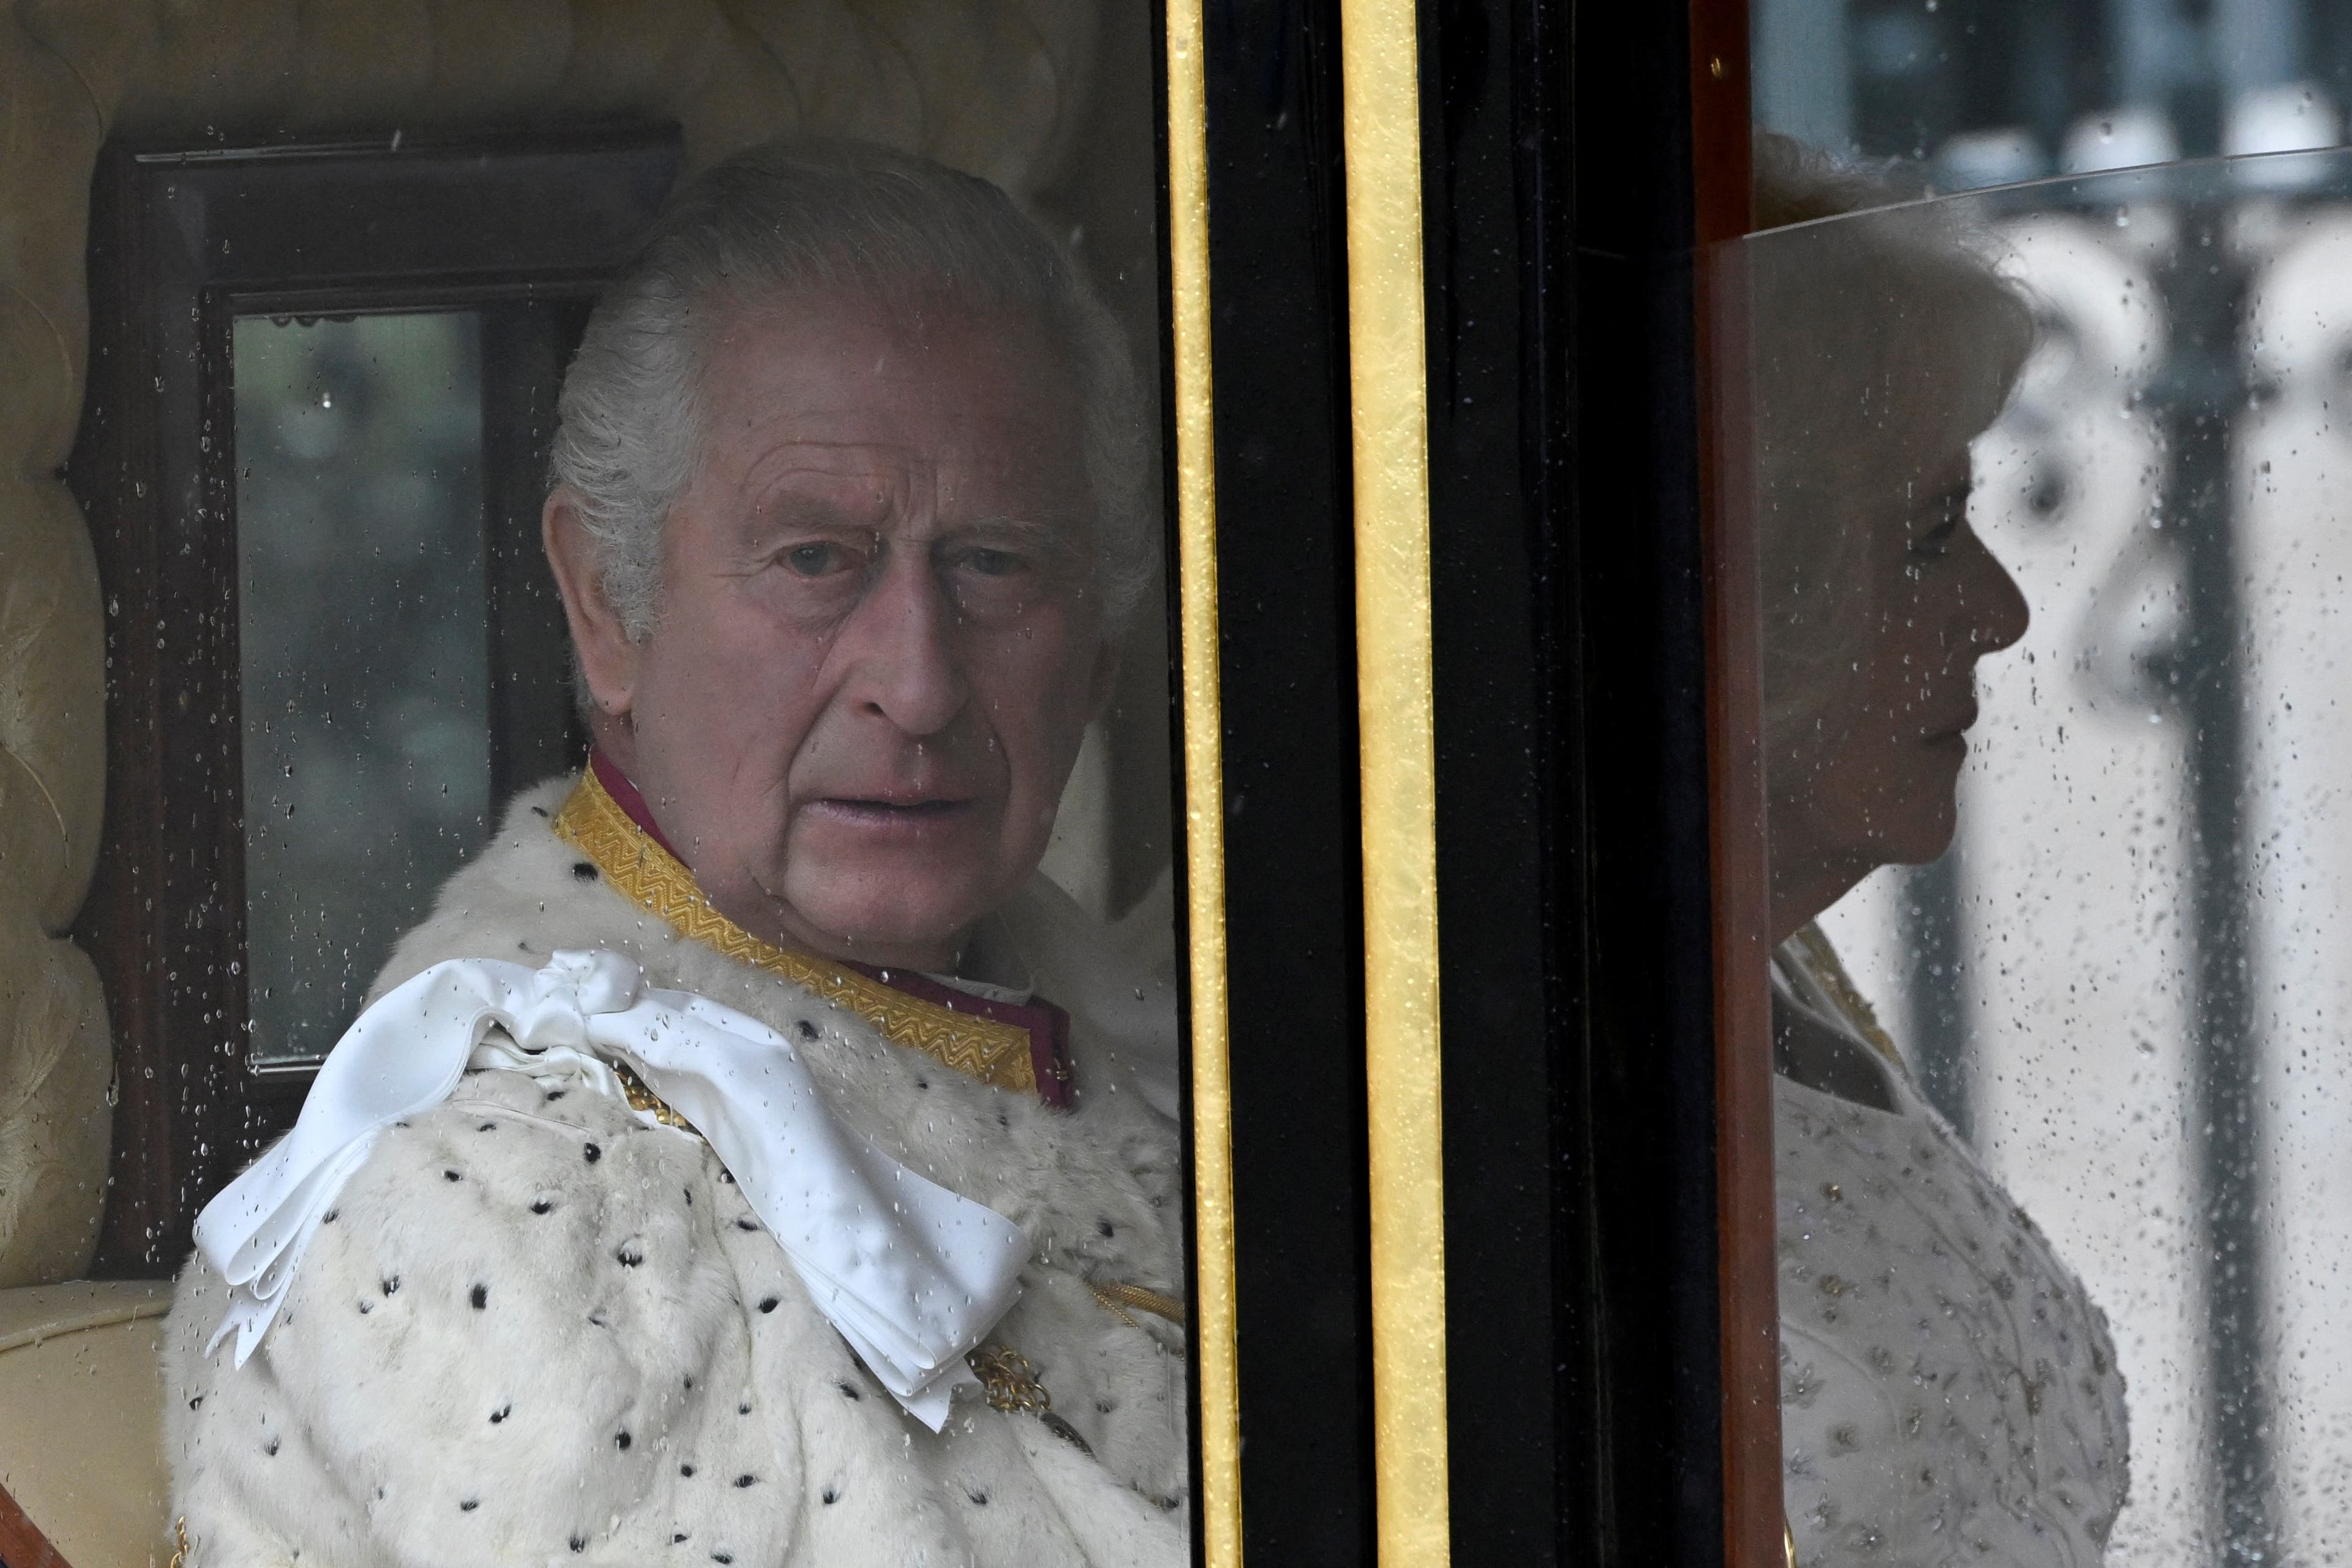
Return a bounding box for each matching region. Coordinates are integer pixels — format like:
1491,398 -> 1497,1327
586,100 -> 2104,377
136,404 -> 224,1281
1771,442 -> 2030,916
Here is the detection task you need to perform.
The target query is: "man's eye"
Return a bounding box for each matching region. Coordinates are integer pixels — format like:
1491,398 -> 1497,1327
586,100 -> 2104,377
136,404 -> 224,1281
784,542 -> 843,576
964,548 -> 1025,577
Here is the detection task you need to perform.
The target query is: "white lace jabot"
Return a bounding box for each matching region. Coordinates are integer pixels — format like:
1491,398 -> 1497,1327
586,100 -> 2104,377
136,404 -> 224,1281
191,950 -> 1033,1430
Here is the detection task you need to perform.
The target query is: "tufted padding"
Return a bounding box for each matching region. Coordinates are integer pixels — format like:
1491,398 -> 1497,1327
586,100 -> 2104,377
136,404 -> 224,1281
0,0 -> 1105,1287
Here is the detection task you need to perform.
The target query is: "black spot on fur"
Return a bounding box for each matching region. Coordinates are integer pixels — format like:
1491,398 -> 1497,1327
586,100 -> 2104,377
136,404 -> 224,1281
795,1020 -> 818,1042
459,1499 -> 479,1513
381,1276 -> 401,1296
471,1284 -> 489,1309
914,1078 -> 928,1090
444,1169 -> 463,1182
682,1187 -> 693,1206
735,1217 -> 759,1232
673,1533 -> 690,1544
490,1405 -> 510,1423
320,1210 -> 337,1224
1096,1399 -> 1114,1414
583,1141 -> 602,1163
821,1488 -> 838,1505
712,1555 -> 733,1565
188,1396 -> 202,1410
358,1301 -> 373,1315
393,1120 -> 410,1129
544,1089 -> 567,1103
737,1402 -> 751,1416
616,1242 -> 645,1267
758,1297 -> 778,1313
716,1169 -> 735,1184
733,1475 -> 756,1488
997,1112 -> 1011,1128
683,1374 -> 694,1390
530,1197 -> 554,1215
572,861 -> 599,881
615,1430 -> 632,1450
531,806 -> 551,819
264,1437 -> 280,1458
837,1382 -> 861,1400
569,1536 -> 587,1553
588,1311 -> 609,1327
967,1489 -> 988,1506
680,1464 -> 696,1477
479,1122 -> 497,1132
1097,1219 -> 1115,1238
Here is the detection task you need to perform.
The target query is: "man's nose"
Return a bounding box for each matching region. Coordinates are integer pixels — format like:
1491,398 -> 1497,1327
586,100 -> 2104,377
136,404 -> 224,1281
832,550 -> 970,736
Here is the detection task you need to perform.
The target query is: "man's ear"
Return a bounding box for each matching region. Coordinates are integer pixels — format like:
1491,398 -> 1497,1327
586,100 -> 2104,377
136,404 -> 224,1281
543,487 -> 641,722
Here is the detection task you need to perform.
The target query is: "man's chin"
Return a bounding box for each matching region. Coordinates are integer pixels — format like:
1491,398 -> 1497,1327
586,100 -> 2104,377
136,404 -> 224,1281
782,877 -> 1002,969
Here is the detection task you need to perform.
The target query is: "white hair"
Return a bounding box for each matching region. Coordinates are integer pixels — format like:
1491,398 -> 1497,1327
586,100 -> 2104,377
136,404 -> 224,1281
549,138 -> 1154,646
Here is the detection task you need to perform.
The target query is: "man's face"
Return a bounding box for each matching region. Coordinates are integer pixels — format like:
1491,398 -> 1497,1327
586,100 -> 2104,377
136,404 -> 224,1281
558,291 -> 1114,970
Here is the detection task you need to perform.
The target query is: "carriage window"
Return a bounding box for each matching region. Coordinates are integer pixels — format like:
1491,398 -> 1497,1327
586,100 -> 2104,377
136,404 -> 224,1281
237,311 -> 493,1066
1740,145 -> 2352,1565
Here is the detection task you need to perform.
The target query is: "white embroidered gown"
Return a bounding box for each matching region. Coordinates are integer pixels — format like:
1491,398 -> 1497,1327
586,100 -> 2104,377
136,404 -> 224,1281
1774,934 -> 2130,1566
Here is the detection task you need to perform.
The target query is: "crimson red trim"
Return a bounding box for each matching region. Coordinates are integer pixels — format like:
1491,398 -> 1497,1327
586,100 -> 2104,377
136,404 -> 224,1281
843,961 -> 1075,1111
587,749 -> 685,861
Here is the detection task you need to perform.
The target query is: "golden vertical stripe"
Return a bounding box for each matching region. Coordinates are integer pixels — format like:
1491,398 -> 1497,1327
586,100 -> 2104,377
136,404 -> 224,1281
1338,1 -> 1450,1563
1162,2 -> 1243,1564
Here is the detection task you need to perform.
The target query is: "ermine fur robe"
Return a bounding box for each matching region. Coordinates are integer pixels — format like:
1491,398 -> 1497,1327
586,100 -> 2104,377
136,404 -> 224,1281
166,778 -> 1190,1567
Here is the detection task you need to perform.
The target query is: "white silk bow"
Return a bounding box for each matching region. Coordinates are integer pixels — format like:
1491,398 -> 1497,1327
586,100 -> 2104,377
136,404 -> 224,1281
191,950 -> 1033,1429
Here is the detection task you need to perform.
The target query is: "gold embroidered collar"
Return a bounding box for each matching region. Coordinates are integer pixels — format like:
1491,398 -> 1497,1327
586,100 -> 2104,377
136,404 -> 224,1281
552,768 -> 1040,1096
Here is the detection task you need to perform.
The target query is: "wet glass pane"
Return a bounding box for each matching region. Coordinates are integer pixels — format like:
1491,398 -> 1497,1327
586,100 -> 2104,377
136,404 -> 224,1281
236,311 -> 490,1064
12,7 -> 1195,1549
1752,0 -> 2352,192
1743,146 -> 2352,1564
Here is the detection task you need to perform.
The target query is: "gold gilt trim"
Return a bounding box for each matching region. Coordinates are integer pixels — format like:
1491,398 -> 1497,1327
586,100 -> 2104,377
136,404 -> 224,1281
553,769 -> 1038,1096
1338,0 -> 1450,1561
1164,1 -> 1245,1564
1789,923 -> 1903,1067
1088,1279 -> 1188,1328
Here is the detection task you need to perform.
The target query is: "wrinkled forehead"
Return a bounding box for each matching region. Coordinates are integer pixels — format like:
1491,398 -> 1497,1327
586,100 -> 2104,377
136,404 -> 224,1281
691,284 -> 1096,515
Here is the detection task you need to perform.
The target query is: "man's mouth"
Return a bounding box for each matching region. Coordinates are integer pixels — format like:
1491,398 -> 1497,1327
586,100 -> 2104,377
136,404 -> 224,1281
804,796 -> 976,827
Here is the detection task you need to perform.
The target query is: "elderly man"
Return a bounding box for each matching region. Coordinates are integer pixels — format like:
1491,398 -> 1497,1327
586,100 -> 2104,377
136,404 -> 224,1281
166,141 -> 1187,1567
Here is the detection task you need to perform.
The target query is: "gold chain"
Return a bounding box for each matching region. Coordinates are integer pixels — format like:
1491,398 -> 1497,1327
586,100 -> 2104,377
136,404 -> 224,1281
554,769 -> 1039,1094
967,1343 -> 1095,1455
969,1343 -> 1053,1413
1088,1279 -> 1187,1328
